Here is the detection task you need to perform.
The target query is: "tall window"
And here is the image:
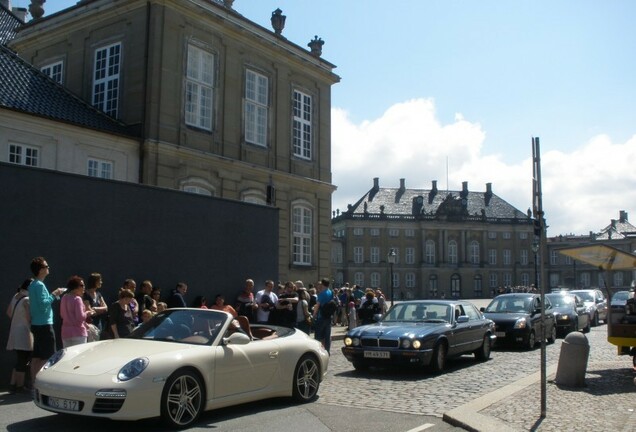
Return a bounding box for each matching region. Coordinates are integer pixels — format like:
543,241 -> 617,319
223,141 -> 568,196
370,247 -> 380,264
353,246 -> 364,264
425,240 -> 436,264
521,273 -> 530,287
473,275 -> 483,297
448,240 -> 458,264
520,250 -> 528,266
580,272 -> 590,287
550,273 -> 560,288
292,89 -> 312,159
405,273 -> 416,289
353,228 -> 363,236
550,250 -> 558,265
87,158 -> 113,179
185,44 -> 214,130
370,272 -> 380,288
292,205 -> 312,265
503,273 -> 512,286
469,240 -> 480,264
614,272 -> 624,287
503,249 -> 512,265
370,228 -> 380,236
450,274 -> 461,298
331,244 -> 342,264
388,228 -> 399,237
489,273 -> 498,289
354,272 -> 364,287
428,275 -> 438,298
489,249 -> 497,265
93,43 -> 121,117
9,144 -> 39,166
245,69 -> 268,146
41,61 -> 63,84
405,247 -> 415,264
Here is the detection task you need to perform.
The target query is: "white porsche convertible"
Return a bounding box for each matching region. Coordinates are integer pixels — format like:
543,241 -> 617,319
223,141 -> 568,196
33,309 -> 329,429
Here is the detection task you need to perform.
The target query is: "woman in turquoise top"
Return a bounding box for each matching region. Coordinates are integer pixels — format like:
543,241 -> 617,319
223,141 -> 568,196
28,257 -> 64,386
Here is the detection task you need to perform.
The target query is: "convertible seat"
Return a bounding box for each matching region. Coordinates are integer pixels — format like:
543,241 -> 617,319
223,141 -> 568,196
236,316 -> 254,340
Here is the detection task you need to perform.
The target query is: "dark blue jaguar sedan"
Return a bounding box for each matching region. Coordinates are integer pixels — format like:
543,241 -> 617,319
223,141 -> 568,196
341,300 -> 496,373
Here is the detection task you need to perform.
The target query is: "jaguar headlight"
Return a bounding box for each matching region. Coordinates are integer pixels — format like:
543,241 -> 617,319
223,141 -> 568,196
412,340 -> 422,349
401,339 -> 412,349
117,357 -> 149,381
43,349 -> 65,370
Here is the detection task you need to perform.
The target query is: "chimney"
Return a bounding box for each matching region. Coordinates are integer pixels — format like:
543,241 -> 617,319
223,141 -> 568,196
399,178 -> 405,192
484,182 -> 493,206
373,177 -> 379,191
620,210 -> 628,223
460,181 -> 468,199
428,180 -> 438,204
13,7 -> 27,21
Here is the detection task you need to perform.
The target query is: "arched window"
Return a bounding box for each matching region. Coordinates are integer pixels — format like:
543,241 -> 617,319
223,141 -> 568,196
180,177 -> 215,196
469,240 -> 480,264
241,188 -> 266,204
448,240 -> 458,264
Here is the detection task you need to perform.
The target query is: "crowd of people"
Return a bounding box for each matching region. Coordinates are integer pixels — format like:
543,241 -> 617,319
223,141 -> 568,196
5,255 -> 391,393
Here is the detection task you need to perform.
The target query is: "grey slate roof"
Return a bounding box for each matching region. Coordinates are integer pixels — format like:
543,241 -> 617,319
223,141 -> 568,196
0,3 -> 21,44
596,219 -> 636,240
342,182 -> 529,224
0,44 -> 134,137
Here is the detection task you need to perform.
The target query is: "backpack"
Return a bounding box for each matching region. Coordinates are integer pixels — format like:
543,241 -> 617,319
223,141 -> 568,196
320,299 -> 338,318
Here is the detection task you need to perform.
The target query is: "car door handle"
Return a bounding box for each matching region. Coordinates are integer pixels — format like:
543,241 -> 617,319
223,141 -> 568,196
269,351 -> 279,358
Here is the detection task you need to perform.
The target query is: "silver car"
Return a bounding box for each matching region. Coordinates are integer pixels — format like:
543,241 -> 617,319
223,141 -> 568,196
571,289 -> 607,326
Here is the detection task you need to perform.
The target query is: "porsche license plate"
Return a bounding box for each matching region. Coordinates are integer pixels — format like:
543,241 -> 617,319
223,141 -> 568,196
364,350 -> 390,359
47,396 -> 80,411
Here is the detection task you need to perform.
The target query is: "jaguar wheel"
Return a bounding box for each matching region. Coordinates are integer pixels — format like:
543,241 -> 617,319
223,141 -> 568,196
430,341 -> 447,373
292,354 -> 320,402
474,334 -> 491,361
161,369 -> 204,429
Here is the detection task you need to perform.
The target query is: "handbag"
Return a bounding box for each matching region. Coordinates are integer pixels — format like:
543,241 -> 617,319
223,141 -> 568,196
87,323 -> 101,342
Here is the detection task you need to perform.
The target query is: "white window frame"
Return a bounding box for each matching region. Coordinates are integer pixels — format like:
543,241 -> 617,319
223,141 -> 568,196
428,275 -> 438,298
405,272 -> 416,289
93,42 -> 121,117
370,228 -> 380,237
292,204 -> 312,265
41,60 -> 64,84
405,247 -> 415,264
185,43 -> 214,131
503,273 -> 512,286
87,158 -> 113,179
520,249 -> 528,266
488,231 -> 497,240
502,232 -> 511,239
580,272 -> 590,288
503,249 -> 512,266
370,247 -> 380,264
448,240 -> 458,264
489,249 -> 497,265
469,240 -> 480,264
473,275 -> 483,297
331,244 -> 343,264
425,240 -> 435,264
292,89 -> 312,159
183,185 -> 212,196
489,273 -> 498,288
354,272 -> 364,287
8,143 -> 39,167
550,250 -> 558,265
388,228 -> 399,237
370,272 -> 381,288
519,232 -> 528,240
244,69 -> 268,146
521,273 -> 530,287
353,228 -> 363,236
353,246 -> 364,264
405,229 -> 415,237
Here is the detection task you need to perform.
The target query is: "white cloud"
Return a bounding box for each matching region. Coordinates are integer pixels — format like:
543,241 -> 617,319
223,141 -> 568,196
331,99 -> 636,236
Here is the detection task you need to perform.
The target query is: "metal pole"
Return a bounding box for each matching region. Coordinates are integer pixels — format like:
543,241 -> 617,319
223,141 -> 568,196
532,136 -> 547,419
390,262 -> 394,305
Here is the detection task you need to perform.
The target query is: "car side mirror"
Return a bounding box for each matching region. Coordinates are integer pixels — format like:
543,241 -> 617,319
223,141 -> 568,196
456,315 -> 469,324
223,332 -> 251,346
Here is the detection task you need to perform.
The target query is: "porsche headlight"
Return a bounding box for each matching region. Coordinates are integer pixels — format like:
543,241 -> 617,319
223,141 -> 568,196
514,317 -> 527,329
117,357 -> 149,381
43,350 -> 65,370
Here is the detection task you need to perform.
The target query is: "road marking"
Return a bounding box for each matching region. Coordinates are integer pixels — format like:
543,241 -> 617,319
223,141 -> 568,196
405,424 -> 435,432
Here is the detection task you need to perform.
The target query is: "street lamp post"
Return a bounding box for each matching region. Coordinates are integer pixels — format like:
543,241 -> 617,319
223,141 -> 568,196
387,248 -> 396,305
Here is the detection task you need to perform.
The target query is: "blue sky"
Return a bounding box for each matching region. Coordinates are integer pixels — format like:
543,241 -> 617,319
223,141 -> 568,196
32,1 -> 636,235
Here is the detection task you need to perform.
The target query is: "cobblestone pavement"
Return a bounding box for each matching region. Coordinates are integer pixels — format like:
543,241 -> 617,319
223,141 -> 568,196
316,324 -> 636,431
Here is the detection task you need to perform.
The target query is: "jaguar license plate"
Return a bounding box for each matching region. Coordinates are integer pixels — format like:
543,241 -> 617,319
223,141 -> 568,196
47,396 -> 80,412
364,350 -> 390,359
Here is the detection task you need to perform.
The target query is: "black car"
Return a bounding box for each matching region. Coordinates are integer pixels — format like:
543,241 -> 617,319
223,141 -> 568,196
341,300 -> 496,373
546,293 -> 591,336
482,293 -> 557,349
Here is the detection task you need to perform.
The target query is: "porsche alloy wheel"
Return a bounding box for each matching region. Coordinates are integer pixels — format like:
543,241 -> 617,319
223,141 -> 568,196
292,354 -> 320,402
161,369 -> 204,429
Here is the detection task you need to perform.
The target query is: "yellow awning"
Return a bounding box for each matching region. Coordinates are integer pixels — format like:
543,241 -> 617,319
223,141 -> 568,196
557,244 -> 636,271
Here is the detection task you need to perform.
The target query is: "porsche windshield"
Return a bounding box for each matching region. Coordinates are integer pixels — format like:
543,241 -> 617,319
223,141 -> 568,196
129,309 -> 228,345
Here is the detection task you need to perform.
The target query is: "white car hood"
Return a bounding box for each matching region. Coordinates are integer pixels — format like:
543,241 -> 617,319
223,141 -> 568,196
52,339 -> 194,376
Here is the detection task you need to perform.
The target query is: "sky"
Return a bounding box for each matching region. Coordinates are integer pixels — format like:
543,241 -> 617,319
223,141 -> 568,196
28,0 -> 636,236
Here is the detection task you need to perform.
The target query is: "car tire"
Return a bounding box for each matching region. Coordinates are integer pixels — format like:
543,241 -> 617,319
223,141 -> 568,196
430,341 -> 447,373
525,330 -> 536,350
161,369 -> 204,429
592,312 -> 599,327
474,334 -> 491,361
292,354 -> 320,403
583,317 -> 591,333
547,325 -> 557,344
